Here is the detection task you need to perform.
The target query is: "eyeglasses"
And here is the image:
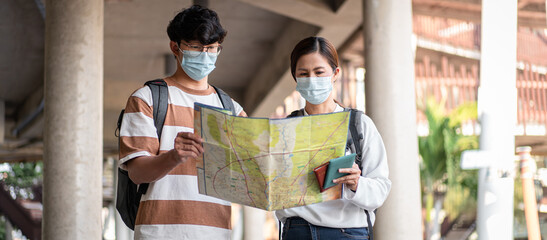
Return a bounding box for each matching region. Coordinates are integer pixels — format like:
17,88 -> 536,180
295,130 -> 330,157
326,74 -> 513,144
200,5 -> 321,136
179,41 -> 222,57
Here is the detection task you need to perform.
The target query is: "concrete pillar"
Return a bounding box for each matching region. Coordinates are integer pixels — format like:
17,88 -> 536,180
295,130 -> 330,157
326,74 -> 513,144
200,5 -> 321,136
476,0 -> 517,239
0,100 -> 4,144
243,206 -> 264,240
43,1 -> 103,239
362,1 -> 423,239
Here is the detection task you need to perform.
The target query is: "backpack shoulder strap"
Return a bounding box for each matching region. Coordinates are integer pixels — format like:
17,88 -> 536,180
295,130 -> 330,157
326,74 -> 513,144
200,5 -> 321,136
115,109 -> 125,137
145,79 -> 169,138
365,209 -> 374,240
346,108 -> 374,238
346,108 -> 365,169
211,85 -> 235,115
287,109 -> 305,118
137,79 -> 169,195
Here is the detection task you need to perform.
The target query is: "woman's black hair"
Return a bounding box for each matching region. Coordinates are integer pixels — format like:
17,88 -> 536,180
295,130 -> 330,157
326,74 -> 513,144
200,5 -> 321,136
166,5 -> 227,45
290,37 -> 339,80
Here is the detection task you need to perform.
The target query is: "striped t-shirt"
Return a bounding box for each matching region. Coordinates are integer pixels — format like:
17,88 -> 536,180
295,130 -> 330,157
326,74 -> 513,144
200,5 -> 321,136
119,78 -> 245,240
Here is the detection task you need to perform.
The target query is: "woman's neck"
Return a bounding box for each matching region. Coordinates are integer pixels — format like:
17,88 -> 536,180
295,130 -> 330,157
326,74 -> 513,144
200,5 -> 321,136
305,98 -> 337,115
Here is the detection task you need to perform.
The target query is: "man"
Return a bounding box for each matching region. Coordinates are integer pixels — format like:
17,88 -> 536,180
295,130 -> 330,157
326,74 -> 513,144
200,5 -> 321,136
118,5 -> 247,239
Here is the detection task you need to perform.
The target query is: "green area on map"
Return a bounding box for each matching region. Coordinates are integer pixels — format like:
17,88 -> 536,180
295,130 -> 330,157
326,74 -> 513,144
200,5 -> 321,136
194,103 -> 350,211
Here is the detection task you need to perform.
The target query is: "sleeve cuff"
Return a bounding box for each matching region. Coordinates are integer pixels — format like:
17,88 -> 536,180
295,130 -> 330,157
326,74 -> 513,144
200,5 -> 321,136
342,183 -> 357,200
118,151 -> 151,170
342,177 -> 366,200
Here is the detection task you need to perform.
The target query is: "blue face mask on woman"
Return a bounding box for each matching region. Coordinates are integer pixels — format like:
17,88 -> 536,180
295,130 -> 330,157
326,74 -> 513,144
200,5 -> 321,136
179,49 -> 217,81
295,76 -> 333,105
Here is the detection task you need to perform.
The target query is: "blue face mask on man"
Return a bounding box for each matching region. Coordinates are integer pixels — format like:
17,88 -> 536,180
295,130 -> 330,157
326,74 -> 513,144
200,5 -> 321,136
295,75 -> 333,105
178,49 -> 217,81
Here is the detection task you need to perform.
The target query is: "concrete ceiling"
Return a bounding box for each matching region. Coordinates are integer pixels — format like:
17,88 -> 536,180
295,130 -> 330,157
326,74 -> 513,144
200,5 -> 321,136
102,0 -> 296,149
0,0 -> 44,119
1,0 -> 547,161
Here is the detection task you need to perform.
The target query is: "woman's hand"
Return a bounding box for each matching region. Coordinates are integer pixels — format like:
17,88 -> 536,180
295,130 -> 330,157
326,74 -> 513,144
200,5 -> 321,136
171,132 -> 204,163
333,163 -> 361,192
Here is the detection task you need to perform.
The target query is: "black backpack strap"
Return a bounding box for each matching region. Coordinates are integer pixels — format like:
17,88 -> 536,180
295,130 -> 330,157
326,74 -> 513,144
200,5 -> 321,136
115,109 -> 125,137
138,79 -> 169,195
115,79 -> 169,230
212,85 -> 235,115
287,109 -> 305,118
365,210 -> 373,240
145,79 -> 169,138
347,108 -> 364,169
346,108 -> 373,239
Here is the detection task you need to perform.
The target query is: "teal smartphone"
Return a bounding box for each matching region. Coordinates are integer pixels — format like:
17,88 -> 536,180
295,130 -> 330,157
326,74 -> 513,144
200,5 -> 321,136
323,153 -> 357,189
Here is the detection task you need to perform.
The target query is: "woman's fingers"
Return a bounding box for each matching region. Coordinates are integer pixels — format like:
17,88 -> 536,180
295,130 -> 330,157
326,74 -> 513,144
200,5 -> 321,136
333,174 -> 360,183
332,163 -> 361,191
337,163 -> 361,176
338,168 -> 360,174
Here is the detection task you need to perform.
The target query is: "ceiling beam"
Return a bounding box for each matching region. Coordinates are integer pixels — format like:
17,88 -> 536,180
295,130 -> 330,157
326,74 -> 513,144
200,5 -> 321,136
234,0 -> 337,27
11,101 -> 43,140
10,87 -> 44,139
0,154 -> 42,163
242,20 -> 320,115
0,141 -> 43,163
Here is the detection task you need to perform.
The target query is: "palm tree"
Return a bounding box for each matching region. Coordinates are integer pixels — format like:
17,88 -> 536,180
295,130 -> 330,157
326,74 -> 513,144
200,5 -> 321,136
418,98 -> 478,240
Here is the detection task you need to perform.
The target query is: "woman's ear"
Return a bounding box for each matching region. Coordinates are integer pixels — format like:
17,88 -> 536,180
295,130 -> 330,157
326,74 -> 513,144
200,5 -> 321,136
333,67 -> 341,82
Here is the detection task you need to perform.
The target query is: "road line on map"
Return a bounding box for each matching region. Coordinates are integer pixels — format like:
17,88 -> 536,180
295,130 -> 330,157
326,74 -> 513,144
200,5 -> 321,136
289,113 -> 350,186
230,120 -> 270,199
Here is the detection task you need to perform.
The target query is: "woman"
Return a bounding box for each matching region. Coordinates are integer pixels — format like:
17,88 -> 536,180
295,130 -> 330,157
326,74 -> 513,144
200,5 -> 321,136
275,37 -> 391,240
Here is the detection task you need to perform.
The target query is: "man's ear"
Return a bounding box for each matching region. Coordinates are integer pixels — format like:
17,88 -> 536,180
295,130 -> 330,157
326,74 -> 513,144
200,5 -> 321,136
170,41 -> 179,56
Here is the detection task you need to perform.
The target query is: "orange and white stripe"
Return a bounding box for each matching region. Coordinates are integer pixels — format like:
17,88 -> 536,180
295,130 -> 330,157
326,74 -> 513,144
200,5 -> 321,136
119,78 -> 244,239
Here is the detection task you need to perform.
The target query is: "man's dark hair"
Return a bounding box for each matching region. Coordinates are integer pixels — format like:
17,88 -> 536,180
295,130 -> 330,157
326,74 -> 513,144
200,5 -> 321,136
167,5 -> 227,45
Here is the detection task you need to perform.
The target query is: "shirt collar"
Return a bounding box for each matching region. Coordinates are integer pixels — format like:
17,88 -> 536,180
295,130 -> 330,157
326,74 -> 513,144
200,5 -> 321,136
303,103 -> 344,116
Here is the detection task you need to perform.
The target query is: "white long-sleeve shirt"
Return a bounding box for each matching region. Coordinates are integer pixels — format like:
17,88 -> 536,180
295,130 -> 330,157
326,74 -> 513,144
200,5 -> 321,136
275,104 -> 391,228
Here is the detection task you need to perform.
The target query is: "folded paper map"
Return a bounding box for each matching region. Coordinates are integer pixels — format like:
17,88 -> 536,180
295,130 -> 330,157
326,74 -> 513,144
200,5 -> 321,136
193,103 -> 350,211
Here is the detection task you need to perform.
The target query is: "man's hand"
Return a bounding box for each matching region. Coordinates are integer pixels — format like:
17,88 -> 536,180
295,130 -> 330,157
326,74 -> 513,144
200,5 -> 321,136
171,132 -> 204,163
333,163 -> 361,192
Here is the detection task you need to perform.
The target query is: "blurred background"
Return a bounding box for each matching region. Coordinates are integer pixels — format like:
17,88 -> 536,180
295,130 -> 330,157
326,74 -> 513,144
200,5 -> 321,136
1,0 -> 546,239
